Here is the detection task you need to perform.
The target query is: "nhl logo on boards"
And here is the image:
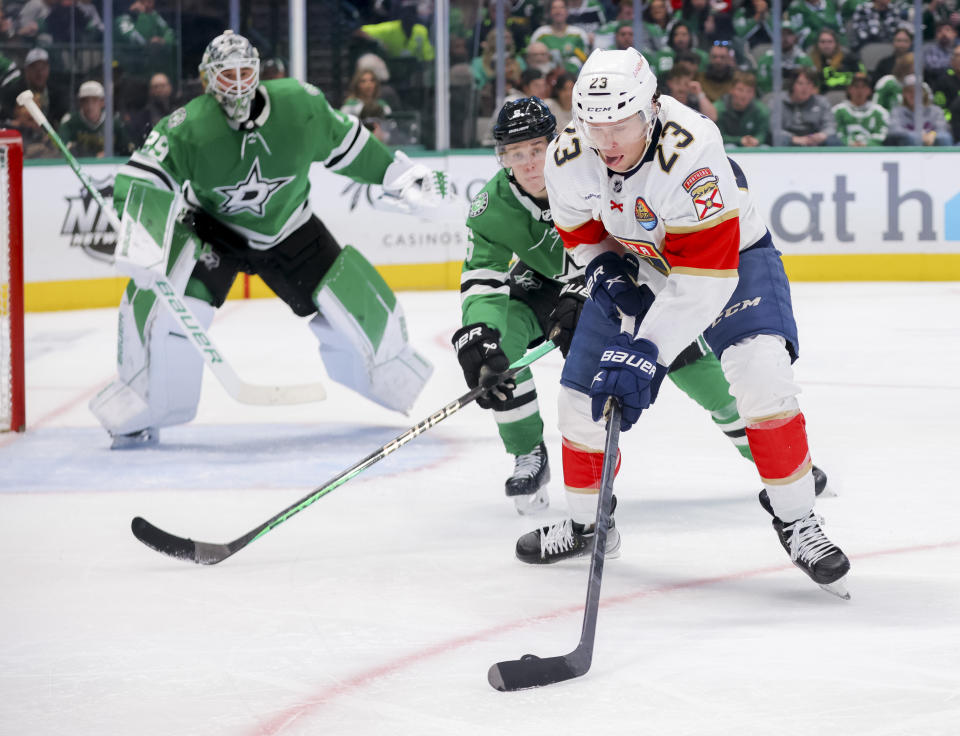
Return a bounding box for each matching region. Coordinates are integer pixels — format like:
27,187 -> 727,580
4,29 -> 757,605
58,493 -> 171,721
469,191 -> 488,218
682,167 -> 724,221
634,197 -> 658,230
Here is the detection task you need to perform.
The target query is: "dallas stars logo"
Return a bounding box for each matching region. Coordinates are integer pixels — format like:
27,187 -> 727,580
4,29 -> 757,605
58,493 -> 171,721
213,158 -> 294,216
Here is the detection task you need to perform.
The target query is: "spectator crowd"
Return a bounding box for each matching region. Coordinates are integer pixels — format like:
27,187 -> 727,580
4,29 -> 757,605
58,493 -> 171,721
1,0 -> 958,157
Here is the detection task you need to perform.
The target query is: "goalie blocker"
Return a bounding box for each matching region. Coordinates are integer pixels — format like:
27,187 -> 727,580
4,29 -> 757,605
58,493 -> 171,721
92,181 -> 431,444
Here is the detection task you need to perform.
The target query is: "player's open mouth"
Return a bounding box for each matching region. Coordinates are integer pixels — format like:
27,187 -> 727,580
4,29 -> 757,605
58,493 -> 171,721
604,154 -> 623,167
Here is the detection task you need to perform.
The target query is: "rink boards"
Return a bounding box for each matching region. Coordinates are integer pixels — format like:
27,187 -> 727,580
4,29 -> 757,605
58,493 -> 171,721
20,149 -> 960,311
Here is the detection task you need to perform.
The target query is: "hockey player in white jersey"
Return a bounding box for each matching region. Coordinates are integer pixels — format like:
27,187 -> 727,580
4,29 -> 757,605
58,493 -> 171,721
520,47 -> 850,597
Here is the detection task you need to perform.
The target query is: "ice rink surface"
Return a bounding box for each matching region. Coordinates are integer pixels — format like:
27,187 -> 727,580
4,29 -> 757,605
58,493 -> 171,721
1,283 -> 958,736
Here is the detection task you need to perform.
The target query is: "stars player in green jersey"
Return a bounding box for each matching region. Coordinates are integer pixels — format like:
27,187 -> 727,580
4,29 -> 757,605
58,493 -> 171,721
453,97 -> 774,516
92,30 -> 445,448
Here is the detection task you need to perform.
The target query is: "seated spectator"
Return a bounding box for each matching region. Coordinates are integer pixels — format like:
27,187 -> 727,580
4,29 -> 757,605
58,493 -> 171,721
849,0 -> 910,51
922,20 -> 959,81
873,52 -> 914,110
507,68 -> 551,102
932,45 -> 960,118
732,0 -> 774,49
359,101 -> 390,144
125,71 -> 174,147
546,72 -> 575,128
0,48 -> 65,126
611,21 -> 634,50
529,0 -> 590,72
715,70 -> 769,146
672,0 -> 718,45
642,0 -> 672,51
355,0 -> 435,62
43,0 -> 103,46
887,74 -> 954,145
922,0 -> 960,42
354,53 -> 401,111
115,0 -> 176,78
593,0 -> 633,51
524,41 -> 555,75
471,28 -> 520,90
664,63 -> 719,120
566,0 -> 608,35
58,80 -> 133,158
5,101 -> 59,158
649,20 -> 708,77
787,0 -> 846,50
871,27 -> 912,84
16,0 -> 51,41
809,28 -> 865,91
700,39 -> 737,102
261,58 -> 286,80
341,68 -> 393,118
832,71 -> 889,144
755,20 -> 815,93
773,67 -> 841,145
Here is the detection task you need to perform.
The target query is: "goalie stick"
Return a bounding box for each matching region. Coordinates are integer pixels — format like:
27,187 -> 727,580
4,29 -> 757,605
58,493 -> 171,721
16,90 -> 326,406
488,400 -> 622,691
131,340 -> 558,564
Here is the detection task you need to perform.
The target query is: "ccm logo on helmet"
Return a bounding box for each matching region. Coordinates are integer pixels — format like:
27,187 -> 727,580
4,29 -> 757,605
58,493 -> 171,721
586,106 -> 612,112
600,350 -> 657,376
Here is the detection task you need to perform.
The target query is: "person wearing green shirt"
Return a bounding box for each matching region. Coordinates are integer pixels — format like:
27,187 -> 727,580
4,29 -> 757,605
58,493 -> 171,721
115,0 -> 176,78
787,0 -> 847,48
832,72 -> 889,145
755,21 -> 815,94
715,70 -> 771,146
529,0 -> 590,69
92,31 -> 444,448
58,80 -> 133,157
453,97 -> 775,516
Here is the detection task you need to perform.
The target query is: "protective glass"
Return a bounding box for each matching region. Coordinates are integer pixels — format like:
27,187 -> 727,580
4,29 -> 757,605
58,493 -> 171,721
497,139 -> 549,168
578,113 -> 650,150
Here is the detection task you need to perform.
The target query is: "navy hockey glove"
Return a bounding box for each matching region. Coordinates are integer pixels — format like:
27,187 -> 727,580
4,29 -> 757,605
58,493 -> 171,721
546,278 -> 588,358
585,252 -> 654,322
589,334 -> 665,432
452,323 -> 515,410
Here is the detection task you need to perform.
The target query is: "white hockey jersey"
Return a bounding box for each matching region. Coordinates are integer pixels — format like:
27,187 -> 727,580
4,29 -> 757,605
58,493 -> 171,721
544,95 -> 770,365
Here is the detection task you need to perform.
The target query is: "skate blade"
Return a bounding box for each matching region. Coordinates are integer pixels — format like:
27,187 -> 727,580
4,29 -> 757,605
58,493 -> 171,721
819,577 -> 850,600
514,493 -> 550,516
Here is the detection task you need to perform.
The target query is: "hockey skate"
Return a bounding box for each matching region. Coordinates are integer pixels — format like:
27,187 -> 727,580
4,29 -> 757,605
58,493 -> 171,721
505,442 -> 550,515
110,426 -> 159,450
516,496 -> 620,564
770,509 -> 851,599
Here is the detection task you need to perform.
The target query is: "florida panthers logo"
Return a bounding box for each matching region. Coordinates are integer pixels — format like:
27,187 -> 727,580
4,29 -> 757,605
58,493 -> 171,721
682,167 -> 724,221
213,158 -> 294,217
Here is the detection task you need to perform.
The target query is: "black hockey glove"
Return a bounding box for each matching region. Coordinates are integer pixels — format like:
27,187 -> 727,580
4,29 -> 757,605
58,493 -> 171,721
451,323 -> 515,410
182,207 -> 248,255
546,277 -> 588,358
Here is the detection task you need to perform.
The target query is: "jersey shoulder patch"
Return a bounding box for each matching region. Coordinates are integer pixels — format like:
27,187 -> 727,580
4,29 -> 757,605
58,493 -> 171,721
167,107 -> 187,128
469,191 -> 488,218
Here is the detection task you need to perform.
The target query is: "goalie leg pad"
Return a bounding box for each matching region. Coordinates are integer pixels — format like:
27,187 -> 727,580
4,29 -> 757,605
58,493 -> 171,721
90,291 -> 214,436
310,246 -> 432,414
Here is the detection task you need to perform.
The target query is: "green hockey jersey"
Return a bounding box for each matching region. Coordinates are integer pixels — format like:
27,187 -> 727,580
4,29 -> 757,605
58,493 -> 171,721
461,168 -> 581,332
832,100 -> 889,145
113,78 -> 395,248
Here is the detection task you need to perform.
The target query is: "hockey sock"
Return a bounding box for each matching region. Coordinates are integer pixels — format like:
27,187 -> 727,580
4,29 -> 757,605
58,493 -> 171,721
669,351 -> 753,461
562,436 -> 621,525
746,411 -> 814,522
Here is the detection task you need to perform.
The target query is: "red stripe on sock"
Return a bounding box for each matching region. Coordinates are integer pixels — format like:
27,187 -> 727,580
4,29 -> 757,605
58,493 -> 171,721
562,437 -> 621,491
745,412 -> 810,481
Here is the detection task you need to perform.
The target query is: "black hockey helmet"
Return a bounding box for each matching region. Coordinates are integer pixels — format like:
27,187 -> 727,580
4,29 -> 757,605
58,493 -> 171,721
492,97 -> 557,157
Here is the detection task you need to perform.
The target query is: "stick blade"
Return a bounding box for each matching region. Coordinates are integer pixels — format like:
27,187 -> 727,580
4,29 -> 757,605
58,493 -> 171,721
488,653 -> 585,692
131,516 -> 202,564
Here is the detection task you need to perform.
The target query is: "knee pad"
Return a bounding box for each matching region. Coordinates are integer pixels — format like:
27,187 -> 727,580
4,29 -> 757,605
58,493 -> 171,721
90,290 -> 212,434
719,334 -> 801,422
310,246 -> 432,414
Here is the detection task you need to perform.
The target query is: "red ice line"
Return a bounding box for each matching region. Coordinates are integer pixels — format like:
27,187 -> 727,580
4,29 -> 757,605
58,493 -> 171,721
246,538 -> 960,736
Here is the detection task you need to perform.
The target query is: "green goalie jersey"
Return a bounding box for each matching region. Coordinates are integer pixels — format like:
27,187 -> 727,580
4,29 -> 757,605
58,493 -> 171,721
461,168 -> 581,331
113,78 -> 395,248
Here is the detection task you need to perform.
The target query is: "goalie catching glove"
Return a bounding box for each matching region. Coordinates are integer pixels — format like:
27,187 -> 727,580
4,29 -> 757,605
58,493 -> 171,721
378,151 -> 454,216
451,323 -> 515,410
546,277 -> 588,358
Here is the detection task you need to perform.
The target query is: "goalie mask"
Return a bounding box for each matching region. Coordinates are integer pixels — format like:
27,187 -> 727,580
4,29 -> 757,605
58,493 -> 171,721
572,48 -> 659,170
199,30 -> 260,123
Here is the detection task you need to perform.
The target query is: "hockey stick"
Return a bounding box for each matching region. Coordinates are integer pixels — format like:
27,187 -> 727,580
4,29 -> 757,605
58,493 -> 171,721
488,400 -> 622,691
17,90 -> 326,406
131,339 -> 558,564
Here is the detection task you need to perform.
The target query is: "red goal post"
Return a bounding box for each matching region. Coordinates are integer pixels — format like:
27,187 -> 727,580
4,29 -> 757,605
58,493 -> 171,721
0,129 -> 24,432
